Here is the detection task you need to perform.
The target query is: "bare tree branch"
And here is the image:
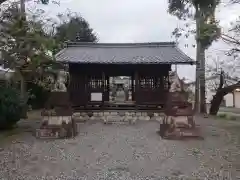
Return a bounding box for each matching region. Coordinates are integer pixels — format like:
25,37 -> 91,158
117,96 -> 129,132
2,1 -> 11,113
230,0 -> 240,3
221,34 -> 240,46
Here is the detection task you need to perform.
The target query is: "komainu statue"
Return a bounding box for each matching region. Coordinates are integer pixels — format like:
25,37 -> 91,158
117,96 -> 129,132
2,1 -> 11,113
52,70 -> 68,92
159,71 -> 202,140
36,70 -> 77,139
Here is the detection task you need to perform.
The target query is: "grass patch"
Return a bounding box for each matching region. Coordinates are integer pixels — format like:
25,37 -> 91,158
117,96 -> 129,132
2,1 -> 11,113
218,113 -> 227,119
228,115 -> 238,121
0,127 -> 22,144
217,113 -> 239,121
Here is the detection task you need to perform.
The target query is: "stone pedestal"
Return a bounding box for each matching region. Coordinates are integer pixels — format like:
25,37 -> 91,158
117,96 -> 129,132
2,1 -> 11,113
159,92 -> 202,140
36,92 -> 77,139
36,109 -> 77,139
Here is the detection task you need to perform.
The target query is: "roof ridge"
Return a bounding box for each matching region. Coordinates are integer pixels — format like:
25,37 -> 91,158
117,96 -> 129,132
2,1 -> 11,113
65,41 -> 176,48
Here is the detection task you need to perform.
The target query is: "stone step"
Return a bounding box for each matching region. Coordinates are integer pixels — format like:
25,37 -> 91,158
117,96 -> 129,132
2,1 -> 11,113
104,121 -> 131,125
104,115 -> 136,124
162,127 -> 203,140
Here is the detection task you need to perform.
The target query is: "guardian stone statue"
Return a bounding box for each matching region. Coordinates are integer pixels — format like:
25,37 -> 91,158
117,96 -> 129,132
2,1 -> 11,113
53,70 -> 68,92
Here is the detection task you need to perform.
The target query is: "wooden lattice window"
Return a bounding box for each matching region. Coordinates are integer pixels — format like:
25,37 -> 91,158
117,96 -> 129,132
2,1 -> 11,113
163,75 -> 170,90
88,76 -> 102,89
139,76 -> 166,90
155,77 -> 163,89
104,78 -> 109,92
139,77 -> 154,89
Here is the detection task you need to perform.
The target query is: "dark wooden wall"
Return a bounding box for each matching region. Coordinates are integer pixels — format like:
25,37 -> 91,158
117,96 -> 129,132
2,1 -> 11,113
68,63 -> 171,107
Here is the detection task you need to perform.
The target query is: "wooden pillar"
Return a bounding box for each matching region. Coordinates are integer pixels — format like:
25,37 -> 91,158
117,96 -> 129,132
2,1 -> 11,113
167,71 -> 171,90
68,73 -> 72,103
135,71 -> 139,104
102,71 -> 105,103
84,74 -> 88,106
131,75 -> 135,101
160,75 -> 164,91
107,75 -> 110,102
233,91 -> 235,107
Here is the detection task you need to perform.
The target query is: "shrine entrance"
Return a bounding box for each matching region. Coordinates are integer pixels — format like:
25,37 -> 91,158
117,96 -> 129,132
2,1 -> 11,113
109,76 -> 132,102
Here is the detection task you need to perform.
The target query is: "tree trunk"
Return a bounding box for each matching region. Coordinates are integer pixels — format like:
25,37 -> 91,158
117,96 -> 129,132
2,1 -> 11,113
199,45 -> 206,113
20,0 -> 28,118
194,50 -> 200,113
195,8 -> 207,114
209,91 -> 224,115
209,70 -> 225,115
194,9 -> 201,113
20,73 -> 26,98
19,0 -> 26,99
20,72 -> 28,118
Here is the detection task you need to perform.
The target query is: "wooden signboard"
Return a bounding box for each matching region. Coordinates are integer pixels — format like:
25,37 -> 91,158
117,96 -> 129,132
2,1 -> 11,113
91,92 -> 102,101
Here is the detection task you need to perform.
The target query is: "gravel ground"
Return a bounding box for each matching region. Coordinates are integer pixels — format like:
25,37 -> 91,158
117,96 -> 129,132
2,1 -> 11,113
0,117 -> 240,180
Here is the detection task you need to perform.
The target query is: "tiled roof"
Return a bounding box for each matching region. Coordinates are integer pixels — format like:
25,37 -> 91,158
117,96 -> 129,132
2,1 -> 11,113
55,42 -> 195,64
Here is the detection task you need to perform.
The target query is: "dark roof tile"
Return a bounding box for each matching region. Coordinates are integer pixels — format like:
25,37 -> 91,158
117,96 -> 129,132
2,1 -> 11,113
55,42 -> 195,64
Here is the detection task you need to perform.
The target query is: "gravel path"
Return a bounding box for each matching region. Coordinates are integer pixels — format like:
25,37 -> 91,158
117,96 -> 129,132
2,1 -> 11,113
0,117 -> 240,180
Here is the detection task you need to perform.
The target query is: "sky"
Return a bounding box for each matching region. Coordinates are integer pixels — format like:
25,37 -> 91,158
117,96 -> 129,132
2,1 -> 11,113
27,0 -> 240,81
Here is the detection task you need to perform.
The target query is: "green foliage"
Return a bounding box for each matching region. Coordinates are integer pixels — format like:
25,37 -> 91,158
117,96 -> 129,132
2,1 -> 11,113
27,82 -> 50,109
0,3 -> 96,98
0,4 -> 58,78
0,86 -> 23,130
0,3 -> 65,105
168,0 -> 193,20
168,0 -> 221,49
40,0 -> 49,4
199,22 -> 221,48
53,13 -> 98,54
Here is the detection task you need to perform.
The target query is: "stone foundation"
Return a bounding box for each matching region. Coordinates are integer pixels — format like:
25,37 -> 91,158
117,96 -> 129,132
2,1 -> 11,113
72,111 -> 165,124
36,115 -> 77,139
42,116 -> 72,125
159,115 -> 200,140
